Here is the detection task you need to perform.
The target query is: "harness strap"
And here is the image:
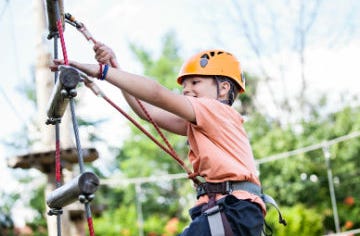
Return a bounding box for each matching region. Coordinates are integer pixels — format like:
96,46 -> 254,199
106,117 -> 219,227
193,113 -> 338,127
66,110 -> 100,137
262,194 -> 287,226
197,181 -> 287,227
202,194 -> 234,236
196,181 -> 262,199
204,205 -> 225,236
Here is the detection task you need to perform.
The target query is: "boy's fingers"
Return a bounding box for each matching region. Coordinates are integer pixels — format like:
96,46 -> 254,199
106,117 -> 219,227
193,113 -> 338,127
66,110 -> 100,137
53,58 -> 65,65
110,58 -> 119,68
49,59 -> 61,71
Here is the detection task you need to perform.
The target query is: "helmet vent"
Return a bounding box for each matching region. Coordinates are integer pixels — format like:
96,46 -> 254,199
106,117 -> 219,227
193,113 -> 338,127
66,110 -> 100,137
200,54 -> 210,67
200,57 -> 208,67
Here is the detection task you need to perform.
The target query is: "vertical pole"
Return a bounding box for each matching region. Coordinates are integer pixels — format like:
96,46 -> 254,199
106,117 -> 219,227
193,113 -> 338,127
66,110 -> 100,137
322,144 -> 340,233
135,183 -> 144,236
34,1 -> 58,235
35,1 -> 83,235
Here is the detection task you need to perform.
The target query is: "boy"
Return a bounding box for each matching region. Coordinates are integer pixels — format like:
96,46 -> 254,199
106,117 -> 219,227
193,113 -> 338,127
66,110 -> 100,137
51,44 -> 266,235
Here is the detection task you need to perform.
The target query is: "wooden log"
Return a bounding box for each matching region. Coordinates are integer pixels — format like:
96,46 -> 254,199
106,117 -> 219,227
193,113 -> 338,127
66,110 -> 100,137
45,0 -> 65,38
46,66 -> 80,124
46,172 -> 100,209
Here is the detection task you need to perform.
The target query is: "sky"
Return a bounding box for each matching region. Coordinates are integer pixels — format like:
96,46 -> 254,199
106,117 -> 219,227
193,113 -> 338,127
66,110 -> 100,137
1,0 -> 360,226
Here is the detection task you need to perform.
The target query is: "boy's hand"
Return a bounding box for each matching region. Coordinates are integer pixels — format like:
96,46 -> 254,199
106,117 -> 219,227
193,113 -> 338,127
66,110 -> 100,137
50,59 -> 100,78
93,42 -> 119,68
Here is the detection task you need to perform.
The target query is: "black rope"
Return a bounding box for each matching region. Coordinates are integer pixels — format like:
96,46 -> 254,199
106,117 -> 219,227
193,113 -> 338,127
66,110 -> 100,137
69,98 -> 96,233
70,99 -> 85,173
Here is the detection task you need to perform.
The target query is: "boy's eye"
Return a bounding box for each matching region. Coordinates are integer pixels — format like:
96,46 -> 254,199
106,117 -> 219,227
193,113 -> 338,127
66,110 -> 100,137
192,80 -> 200,85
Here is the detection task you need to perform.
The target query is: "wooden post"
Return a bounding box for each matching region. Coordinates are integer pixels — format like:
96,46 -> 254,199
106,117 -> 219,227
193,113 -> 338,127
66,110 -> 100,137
47,172 -> 99,209
46,66 -> 80,124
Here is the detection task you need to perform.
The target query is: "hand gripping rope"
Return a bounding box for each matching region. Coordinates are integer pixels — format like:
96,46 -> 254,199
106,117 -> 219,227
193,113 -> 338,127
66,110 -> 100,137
64,13 -> 200,185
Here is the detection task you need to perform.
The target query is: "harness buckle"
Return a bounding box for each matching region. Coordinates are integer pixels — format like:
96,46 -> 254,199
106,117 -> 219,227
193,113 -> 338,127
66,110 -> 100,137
196,181 -> 233,199
225,181 -> 232,194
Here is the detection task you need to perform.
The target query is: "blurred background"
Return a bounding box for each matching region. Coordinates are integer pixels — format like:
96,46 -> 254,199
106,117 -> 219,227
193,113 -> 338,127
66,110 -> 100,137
0,0 -> 359,235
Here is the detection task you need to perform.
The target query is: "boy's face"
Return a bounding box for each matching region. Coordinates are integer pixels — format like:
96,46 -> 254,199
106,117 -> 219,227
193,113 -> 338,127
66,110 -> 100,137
181,76 -> 218,99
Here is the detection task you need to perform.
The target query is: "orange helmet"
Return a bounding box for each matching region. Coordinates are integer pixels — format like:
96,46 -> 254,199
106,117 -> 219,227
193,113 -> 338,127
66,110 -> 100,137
177,50 -> 245,93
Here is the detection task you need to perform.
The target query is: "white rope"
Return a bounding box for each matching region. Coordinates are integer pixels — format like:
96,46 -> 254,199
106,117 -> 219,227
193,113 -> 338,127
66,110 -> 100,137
323,228 -> 360,236
257,131 -> 360,164
101,130 -> 360,185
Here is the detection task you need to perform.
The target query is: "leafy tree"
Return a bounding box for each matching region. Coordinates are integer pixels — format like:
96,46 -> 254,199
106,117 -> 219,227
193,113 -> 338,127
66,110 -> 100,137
0,192 -> 17,235
265,204 -> 323,236
246,103 -> 360,233
27,185 -> 47,236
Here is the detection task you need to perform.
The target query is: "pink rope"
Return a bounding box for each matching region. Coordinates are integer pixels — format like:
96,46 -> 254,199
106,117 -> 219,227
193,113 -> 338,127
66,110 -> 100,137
56,15 -> 96,236
87,217 -> 95,236
55,140 -> 61,183
56,20 -> 69,65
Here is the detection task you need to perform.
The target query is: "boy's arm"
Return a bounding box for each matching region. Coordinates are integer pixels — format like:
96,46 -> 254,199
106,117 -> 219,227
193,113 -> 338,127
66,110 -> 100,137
104,68 -> 195,129
91,43 -> 191,135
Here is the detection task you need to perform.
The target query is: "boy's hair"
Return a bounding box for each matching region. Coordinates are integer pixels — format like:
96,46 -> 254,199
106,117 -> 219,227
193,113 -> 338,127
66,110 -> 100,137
214,75 -> 240,105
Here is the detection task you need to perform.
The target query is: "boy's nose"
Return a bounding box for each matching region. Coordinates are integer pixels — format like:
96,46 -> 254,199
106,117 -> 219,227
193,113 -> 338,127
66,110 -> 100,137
182,86 -> 190,95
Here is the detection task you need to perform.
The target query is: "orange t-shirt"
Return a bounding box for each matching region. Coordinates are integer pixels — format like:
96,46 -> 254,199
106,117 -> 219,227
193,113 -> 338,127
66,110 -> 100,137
186,97 -> 266,214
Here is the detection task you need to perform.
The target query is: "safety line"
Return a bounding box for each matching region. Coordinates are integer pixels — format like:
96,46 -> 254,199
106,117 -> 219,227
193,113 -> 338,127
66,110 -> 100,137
102,95 -> 192,176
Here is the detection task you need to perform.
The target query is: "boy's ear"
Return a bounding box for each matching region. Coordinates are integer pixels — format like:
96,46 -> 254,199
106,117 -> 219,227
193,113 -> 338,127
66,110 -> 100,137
220,81 -> 231,95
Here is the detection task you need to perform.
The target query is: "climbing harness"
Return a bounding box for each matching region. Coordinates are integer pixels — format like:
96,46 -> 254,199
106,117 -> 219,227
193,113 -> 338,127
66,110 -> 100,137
195,181 -> 287,236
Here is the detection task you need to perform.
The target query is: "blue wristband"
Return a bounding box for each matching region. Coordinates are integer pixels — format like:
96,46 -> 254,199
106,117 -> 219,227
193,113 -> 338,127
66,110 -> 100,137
100,64 -> 109,80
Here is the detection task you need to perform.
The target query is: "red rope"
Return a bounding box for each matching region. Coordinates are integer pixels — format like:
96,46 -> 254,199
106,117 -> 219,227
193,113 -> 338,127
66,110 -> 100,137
56,14 -> 96,236
87,217 -> 95,236
55,20 -> 66,184
102,95 -> 193,175
55,140 -> 61,183
135,99 -> 177,156
56,19 -> 68,65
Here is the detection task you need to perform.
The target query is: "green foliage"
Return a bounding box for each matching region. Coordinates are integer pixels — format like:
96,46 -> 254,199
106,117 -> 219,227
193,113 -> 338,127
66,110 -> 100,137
130,31 -> 182,90
27,185 -> 47,235
0,192 -> 16,235
0,192 -> 19,215
238,72 -> 260,115
247,104 -> 360,233
94,199 -> 138,235
265,204 -> 323,236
